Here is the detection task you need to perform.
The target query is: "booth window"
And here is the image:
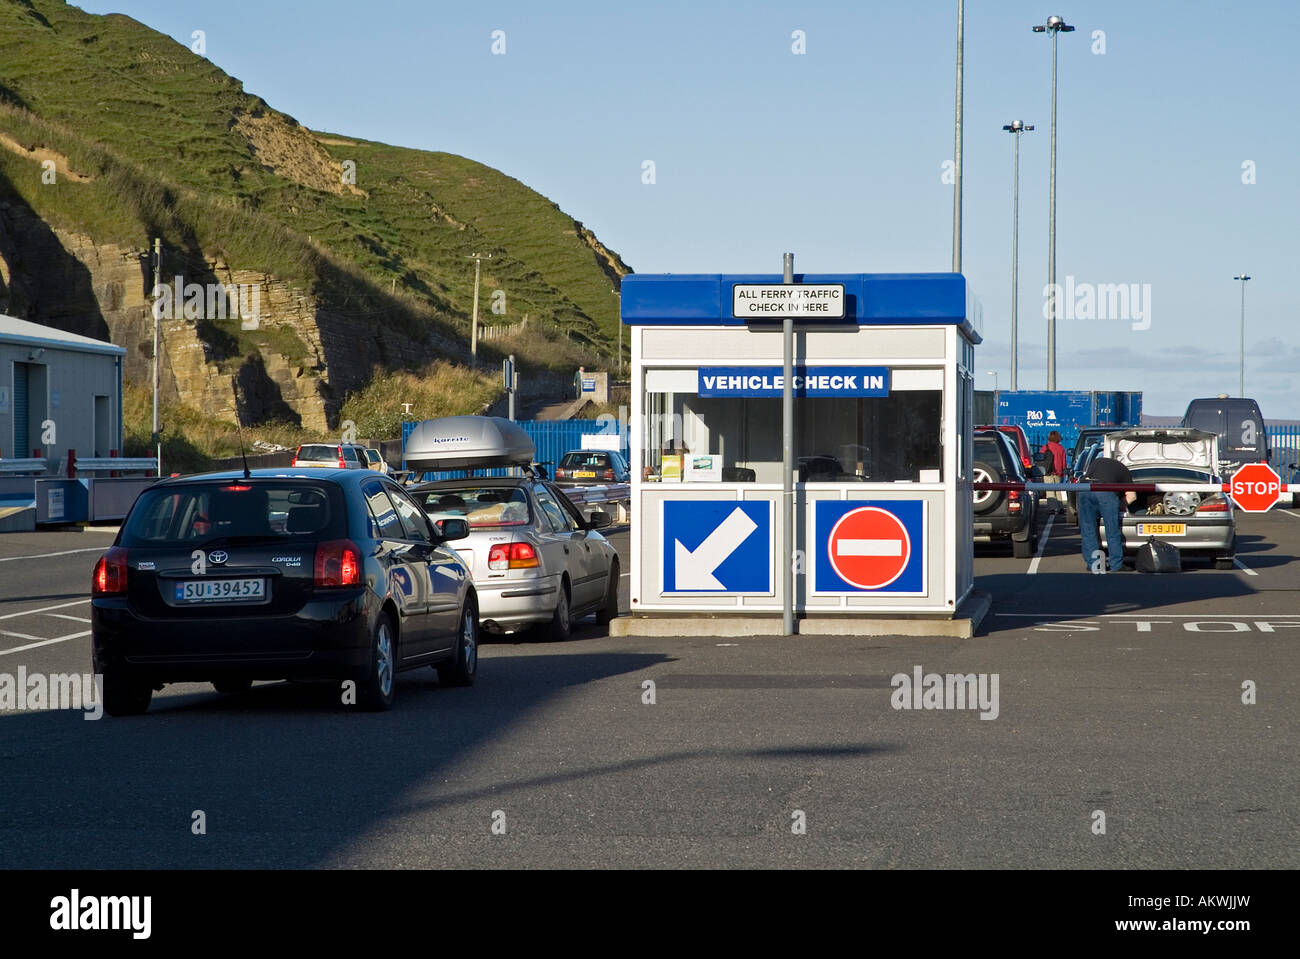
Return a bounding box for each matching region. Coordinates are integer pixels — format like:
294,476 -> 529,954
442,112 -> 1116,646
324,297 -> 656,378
642,368 -> 944,483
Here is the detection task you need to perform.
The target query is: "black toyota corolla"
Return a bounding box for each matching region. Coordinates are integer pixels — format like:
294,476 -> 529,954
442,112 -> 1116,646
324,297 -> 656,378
91,468 -> 478,716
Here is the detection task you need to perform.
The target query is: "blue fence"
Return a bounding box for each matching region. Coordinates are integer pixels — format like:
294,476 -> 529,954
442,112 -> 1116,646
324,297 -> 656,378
401,418 -> 628,481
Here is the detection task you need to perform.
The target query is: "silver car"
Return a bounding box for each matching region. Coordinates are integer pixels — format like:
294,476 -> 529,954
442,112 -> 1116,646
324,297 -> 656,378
1103,427 -> 1235,568
410,477 -> 619,639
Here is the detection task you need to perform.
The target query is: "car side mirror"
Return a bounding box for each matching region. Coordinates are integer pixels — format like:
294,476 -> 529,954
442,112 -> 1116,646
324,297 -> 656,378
585,510 -> 611,530
433,518 -> 470,542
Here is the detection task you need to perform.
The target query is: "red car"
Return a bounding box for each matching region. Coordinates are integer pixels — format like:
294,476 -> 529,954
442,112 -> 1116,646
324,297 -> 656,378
976,425 -> 1035,472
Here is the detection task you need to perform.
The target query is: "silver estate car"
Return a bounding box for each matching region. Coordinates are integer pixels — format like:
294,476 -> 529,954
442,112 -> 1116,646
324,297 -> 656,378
410,477 -> 619,640
1103,427 -> 1235,568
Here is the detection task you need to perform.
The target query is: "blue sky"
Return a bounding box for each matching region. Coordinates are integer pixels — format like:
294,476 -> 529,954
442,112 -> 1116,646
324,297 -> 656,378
77,0 -> 1300,417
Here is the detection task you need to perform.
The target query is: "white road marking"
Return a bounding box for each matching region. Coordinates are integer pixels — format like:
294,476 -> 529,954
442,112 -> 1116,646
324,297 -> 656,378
1277,510 -> 1300,520
1027,512 -> 1057,575
1233,558 -> 1258,576
0,629 -> 44,642
997,612 -> 1300,618
0,630 -> 92,656
0,599 -> 90,622
45,613 -> 92,623
0,546 -> 106,563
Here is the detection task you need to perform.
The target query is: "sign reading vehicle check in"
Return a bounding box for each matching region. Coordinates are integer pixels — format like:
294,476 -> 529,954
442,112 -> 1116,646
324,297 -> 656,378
698,367 -> 889,398
732,284 -> 846,318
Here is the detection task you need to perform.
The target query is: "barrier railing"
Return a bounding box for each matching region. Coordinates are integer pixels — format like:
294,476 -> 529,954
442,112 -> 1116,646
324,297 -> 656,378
74,457 -> 158,475
0,458 -> 49,476
557,483 -> 631,523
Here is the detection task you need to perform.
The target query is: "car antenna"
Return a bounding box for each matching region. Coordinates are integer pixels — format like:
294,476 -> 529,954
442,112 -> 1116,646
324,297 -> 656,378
232,379 -> 252,480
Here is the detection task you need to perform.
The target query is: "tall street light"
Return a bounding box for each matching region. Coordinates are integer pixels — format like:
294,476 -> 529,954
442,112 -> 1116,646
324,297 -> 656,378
988,370 -> 999,392
952,0 -> 965,272
466,252 -> 492,363
1003,121 -> 1034,391
1234,274 -> 1251,396
1033,14 -> 1074,390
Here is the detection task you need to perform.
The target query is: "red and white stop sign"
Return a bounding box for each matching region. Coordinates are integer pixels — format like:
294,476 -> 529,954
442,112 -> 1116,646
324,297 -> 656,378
1230,462 -> 1282,512
827,506 -> 911,589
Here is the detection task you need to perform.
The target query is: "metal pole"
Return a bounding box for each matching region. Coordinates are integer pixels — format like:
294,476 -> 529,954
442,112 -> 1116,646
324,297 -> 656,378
152,237 -> 161,476
1012,132 -> 1020,391
1047,29 -> 1059,390
470,255 -> 482,363
952,0 -> 964,273
1239,279 -> 1246,396
508,353 -> 516,421
782,252 -> 795,637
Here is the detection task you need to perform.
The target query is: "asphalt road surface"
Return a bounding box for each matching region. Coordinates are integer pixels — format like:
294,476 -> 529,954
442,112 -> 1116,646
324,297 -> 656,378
0,509 -> 1296,868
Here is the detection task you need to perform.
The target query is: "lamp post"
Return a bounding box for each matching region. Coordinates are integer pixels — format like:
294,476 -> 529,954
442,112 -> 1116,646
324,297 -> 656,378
988,370 -> 999,393
466,252 -> 492,363
1033,15 -> 1074,390
611,288 -> 622,379
1234,274 -> 1251,396
1003,121 -> 1034,391
952,0 -> 965,272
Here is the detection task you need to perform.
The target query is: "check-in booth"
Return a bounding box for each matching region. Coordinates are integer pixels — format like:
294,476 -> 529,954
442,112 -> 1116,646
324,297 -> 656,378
622,273 -> 981,622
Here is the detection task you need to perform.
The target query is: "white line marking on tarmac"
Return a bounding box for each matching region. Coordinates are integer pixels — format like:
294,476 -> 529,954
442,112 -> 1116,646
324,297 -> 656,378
45,613 -> 92,623
0,629 -> 44,642
0,547 -> 105,563
0,630 -> 92,656
1233,558 -> 1258,576
1027,512 -> 1056,575
997,612 -> 1300,618
0,599 -> 90,621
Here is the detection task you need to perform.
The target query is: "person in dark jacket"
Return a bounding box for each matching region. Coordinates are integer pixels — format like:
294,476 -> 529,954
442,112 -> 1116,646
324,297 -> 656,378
1079,456 -> 1134,572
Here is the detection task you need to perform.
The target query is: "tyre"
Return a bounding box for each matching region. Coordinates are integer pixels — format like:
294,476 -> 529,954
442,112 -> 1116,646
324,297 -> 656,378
595,558 -> 620,627
357,613 -> 397,711
541,580 -> 572,642
973,461 -> 1005,514
212,678 -> 252,695
1012,535 -> 1034,559
437,597 -> 479,687
103,668 -> 152,717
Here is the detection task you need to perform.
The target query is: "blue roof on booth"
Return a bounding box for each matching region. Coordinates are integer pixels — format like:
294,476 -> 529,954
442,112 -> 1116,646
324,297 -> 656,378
619,272 -> 981,343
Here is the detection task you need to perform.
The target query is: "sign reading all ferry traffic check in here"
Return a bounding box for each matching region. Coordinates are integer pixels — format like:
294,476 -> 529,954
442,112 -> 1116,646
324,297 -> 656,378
732,284 -> 846,319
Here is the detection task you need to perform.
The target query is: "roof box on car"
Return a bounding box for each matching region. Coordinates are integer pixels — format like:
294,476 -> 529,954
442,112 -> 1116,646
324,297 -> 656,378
404,416 -> 535,471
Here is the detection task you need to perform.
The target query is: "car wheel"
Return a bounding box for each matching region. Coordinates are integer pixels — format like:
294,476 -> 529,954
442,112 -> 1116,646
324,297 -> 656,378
542,580 -> 572,642
212,678 -> 252,695
357,613 -> 397,711
595,558 -> 620,627
103,668 -> 152,717
1012,536 -> 1033,559
437,597 -> 479,687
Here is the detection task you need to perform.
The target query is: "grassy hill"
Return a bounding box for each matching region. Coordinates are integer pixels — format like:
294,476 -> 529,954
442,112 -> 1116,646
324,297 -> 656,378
0,0 -> 631,437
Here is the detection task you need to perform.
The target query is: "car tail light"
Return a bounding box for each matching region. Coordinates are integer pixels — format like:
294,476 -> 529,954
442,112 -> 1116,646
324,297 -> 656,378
555,468 -> 566,478
1008,490 -> 1022,513
604,468 -> 614,480
290,455 -> 298,467
1197,496 -> 1230,513
92,547 -> 128,596
221,485 -> 252,492
315,540 -> 361,587
337,447 -> 346,469
488,542 -> 539,570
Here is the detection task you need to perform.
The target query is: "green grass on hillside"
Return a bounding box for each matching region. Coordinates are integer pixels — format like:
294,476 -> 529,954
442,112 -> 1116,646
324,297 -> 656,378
0,0 -> 631,387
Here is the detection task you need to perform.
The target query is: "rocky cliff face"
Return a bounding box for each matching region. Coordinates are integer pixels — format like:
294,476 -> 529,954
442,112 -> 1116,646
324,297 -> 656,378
0,196 -> 447,433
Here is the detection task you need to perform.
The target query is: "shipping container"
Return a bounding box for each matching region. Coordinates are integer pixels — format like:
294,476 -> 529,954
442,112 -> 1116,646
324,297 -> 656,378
988,390 -> 1142,453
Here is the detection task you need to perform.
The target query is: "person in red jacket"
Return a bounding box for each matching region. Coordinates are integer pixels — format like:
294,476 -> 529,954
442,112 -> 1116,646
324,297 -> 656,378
1041,430 -> 1068,511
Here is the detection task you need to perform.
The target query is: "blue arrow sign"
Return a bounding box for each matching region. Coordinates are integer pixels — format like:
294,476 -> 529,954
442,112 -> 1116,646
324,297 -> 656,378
661,500 -> 772,594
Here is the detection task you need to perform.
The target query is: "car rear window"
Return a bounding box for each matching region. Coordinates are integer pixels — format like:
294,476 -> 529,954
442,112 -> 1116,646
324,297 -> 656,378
560,452 -> 609,468
415,486 -> 532,528
297,445 -> 339,462
974,439 -> 1007,469
120,481 -> 345,547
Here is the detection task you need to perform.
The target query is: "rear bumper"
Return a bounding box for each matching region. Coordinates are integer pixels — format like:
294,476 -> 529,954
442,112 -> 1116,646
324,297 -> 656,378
1116,517 -> 1234,553
91,591 -> 374,682
475,574 -> 562,633
973,510 -> 1033,541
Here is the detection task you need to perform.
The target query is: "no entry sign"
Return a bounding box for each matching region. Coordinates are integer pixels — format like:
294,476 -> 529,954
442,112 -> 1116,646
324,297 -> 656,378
813,502 -> 928,594
1230,462 -> 1282,512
